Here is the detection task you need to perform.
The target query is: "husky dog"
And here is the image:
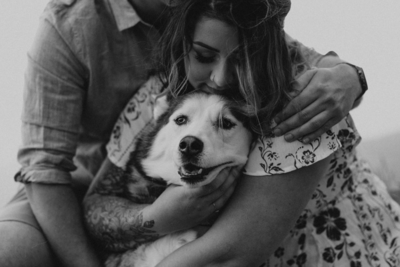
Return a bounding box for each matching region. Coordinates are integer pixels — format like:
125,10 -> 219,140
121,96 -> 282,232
105,92 -> 254,267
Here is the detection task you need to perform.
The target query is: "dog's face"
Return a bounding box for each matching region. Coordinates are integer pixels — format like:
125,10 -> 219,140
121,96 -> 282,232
140,92 -> 253,187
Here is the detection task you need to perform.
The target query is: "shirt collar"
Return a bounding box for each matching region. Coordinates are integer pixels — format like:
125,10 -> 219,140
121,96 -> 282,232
108,0 -> 151,31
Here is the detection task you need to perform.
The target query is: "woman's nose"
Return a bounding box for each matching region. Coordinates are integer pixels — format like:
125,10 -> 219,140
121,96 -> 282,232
211,61 -> 235,88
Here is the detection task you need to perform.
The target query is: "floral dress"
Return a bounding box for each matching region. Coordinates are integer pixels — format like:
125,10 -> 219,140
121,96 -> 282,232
244,116 -> 400,266
107,77 -> 400,267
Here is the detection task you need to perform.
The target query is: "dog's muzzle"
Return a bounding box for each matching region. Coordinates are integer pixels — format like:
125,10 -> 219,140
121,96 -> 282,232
179,136 -> 203,159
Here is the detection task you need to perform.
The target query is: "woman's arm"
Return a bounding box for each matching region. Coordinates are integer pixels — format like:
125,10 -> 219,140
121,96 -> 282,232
156,155 -> 332,267
83,158 -> 238,252
83,159 -> 160,252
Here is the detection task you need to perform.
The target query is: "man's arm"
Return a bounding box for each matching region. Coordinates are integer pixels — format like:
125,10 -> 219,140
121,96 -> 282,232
18,12 -> 102,267
273,33 -> 365,143
25,184 -> 103,267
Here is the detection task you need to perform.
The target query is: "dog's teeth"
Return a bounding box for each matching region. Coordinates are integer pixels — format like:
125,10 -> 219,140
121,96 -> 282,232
180,167 -> 203,176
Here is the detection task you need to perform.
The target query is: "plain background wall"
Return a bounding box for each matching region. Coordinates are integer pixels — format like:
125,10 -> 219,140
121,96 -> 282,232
1,0 -> 400,207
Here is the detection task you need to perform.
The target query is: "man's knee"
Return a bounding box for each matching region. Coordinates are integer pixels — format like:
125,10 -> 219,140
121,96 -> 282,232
0,221 -> 56,267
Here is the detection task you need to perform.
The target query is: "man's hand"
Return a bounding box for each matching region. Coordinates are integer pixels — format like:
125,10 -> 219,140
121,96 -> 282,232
272,63 -> 362,143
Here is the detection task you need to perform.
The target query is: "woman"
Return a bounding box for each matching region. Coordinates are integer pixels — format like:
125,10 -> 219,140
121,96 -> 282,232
84,0 -> 397,266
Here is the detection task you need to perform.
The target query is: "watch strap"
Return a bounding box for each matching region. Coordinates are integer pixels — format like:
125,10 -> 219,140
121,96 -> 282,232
339,62 -> 368,101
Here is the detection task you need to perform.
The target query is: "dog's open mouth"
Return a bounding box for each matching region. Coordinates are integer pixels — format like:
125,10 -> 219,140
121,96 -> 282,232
178,162 -> 231,185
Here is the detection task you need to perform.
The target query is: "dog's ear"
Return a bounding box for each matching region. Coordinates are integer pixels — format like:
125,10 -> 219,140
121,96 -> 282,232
153,95 -> 169,120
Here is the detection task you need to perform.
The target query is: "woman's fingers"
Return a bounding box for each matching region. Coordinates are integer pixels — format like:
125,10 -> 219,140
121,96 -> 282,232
192,167 -> 239,215
196,167 -> 238,196
211,179 -> 236,212
207,167 -> 239,211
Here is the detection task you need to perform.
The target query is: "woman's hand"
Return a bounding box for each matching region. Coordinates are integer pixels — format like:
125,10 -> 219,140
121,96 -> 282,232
144,167 -> 240,234
272,63 -> 362,143
155,156 -> 332,267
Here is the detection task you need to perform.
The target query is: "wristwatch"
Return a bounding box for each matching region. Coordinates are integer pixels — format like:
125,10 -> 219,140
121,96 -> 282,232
339,62 -> 368,101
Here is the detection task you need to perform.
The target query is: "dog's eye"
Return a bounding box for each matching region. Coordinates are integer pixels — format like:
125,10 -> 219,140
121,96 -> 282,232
220,118 -> 236,130
174,115 -> 188,125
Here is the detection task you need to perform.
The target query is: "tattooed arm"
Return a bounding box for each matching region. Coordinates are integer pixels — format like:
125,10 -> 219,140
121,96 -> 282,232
83,158 -> 237,252
83,158 -> 165,252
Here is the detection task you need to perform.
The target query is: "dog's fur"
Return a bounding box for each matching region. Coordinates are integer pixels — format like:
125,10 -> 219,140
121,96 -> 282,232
106,92 -> 253,267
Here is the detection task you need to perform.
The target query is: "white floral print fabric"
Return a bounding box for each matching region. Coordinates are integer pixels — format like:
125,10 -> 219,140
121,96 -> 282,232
245,116 -> 400,267
244,121 -> 344,175
106,76 -> 164,168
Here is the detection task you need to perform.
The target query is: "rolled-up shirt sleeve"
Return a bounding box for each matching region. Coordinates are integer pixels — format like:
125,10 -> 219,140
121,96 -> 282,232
285,32 -> 339,67
16,14 -> 86,184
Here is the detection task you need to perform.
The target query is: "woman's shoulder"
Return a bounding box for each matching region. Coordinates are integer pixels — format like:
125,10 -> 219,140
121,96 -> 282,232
106,76 -> 165,168
244,115 -> 361,176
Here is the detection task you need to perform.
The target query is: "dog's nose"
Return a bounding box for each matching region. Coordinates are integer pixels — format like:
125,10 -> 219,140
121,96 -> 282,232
179,136 -> 203,157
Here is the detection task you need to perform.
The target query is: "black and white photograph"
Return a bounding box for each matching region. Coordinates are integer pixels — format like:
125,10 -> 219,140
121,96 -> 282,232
1,1 -> 399,266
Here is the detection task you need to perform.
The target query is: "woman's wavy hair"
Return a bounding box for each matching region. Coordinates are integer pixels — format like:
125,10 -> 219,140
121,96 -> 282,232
155,0 -> 299,134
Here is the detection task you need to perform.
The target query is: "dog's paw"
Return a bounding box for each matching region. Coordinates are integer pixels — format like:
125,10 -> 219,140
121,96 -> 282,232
174,229 -> 198,246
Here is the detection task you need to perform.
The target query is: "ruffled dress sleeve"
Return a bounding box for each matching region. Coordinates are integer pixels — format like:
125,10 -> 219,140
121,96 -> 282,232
106,76 -> 164,169
243,115 -> 361,176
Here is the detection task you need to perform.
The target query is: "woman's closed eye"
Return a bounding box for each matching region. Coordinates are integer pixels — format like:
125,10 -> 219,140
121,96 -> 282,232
194,51 -> 215,64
